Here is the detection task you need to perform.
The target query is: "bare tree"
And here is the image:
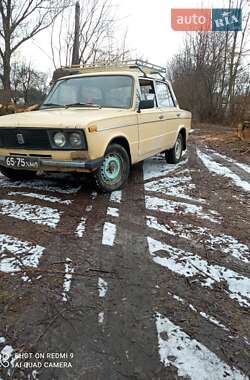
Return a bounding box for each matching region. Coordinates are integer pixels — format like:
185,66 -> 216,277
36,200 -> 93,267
167,0 -> 250,124
51,0 -> 130,68
11,61 -> 47,104
0,0 -> 71,102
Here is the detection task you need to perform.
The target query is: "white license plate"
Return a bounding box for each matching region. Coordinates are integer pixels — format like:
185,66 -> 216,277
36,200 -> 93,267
5,156 -> 39,169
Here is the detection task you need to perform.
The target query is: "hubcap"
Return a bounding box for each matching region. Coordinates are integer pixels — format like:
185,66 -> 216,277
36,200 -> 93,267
175,136 -> 182,160
100,154 -> 121,183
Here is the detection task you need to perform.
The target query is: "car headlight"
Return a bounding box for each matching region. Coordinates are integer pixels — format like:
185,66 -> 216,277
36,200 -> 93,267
69,132 -> 81,148
54,132 -> 66,147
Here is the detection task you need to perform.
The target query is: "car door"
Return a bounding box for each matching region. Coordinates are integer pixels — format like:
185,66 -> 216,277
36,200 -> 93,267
155,81 -> 181,150
137,79 -> 164,158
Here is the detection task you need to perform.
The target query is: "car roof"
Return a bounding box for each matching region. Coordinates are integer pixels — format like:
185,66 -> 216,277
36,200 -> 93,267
51,60 -> 170,84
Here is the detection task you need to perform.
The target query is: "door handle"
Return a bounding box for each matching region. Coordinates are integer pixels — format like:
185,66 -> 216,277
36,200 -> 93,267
176,113 -> 181,117
159,115 -> 164,120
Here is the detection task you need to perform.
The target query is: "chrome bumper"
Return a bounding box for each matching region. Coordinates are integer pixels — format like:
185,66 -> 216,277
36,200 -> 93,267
0,156 -> 104,170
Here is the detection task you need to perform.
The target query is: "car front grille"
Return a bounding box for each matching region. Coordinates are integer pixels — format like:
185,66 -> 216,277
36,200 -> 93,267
0,128 -> 51,150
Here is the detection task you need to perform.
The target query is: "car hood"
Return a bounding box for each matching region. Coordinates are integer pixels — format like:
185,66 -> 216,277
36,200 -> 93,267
0,108 -> 131,129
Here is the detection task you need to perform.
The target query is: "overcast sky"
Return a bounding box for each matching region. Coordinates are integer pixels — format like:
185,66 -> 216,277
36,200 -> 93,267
20,0 -> 248,78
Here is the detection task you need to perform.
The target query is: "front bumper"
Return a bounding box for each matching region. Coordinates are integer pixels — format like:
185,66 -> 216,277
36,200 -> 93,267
0,156 -> 104,171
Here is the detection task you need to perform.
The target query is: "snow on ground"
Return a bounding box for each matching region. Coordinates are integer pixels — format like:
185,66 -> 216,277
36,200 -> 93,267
212,151 -> 250,175
0,178 -> 81,194
98,312 -> 105,324
155,313 -> 248,380
146,216 -> 249,263
75,204 -> 94,237
168,292 -> 230,332
197,149 -> 250,192
62,259 -> 74,302
98,278 -> 108,325
0,234 -> 44,273
148,237 -> 250,307
8,191 -> 72,205
145,196 -> 220,224
145,169 -> 206,203
0,199 -> 62,228
75,217 -> 86,238
102,222 -> 117,246
98,277 -> 108,298
110,190 -> 122,203
107,207 -> 119,217
143,155 -> 188,181
0,340 -> 15,370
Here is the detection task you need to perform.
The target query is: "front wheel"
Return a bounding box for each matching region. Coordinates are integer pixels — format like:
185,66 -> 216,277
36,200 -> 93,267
0,166 -> 37,181
93,144 -> 130,193
165,133 -> 184,164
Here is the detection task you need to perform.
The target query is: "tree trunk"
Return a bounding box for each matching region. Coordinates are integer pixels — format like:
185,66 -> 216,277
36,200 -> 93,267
71,1 -> 80,65
2,54 -> 12,103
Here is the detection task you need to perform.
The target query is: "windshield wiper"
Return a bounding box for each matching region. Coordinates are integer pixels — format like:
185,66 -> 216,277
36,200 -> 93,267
42,103 -> 64,108
65,102 -> 102,109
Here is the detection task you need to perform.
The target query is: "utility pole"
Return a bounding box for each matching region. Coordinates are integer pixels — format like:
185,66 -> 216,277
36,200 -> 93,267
71,1 -> 80,65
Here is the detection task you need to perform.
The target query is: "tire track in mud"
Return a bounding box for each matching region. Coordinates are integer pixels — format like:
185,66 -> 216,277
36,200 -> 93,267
97,163 -> 171,379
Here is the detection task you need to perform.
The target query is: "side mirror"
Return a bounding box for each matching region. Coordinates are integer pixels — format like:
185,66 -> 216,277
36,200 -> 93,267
138,99 -> 154,112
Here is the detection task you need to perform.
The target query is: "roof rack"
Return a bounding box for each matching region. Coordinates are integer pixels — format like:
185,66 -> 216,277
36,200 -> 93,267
126,60 -> 166,79
53,60 -> 167,81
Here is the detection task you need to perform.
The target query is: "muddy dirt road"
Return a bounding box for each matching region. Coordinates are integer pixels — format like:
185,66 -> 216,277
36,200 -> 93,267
0,129 -> 249,380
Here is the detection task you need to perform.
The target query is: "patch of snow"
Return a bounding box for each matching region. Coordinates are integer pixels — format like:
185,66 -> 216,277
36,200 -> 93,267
199,312 -> 229,331
62,259 -> 74,302
146,217 -> 249,263
102,222 -> 116,246
0,199 -> 61,228
143,156 -> 188,181
144,171 -> 205,204
110,191 -> 122,203
1,344 -> 14,357
0,178 -> 81,194
235,162 -> 250,175
155,312 -> 248,380
85,205 -> 93,212
91,191 -> 98,199
107,207 -> 119,217
98,312 -> 104,324
148,237 -> 250,307
0,337 -> 6,344
169,292 -> 229,332
98,277 -> 108,298
75,217 -> 86,238
8,191 -> 71,205
145,196 -> 220,224
197,149 -> 250,192
212,152 -> 250,175
146,216 -> 175,236
0,234 -> 44,273
75,205 -> 94,237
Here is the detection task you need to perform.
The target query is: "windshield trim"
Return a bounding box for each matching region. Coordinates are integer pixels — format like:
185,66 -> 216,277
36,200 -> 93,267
41,74 -> 135,110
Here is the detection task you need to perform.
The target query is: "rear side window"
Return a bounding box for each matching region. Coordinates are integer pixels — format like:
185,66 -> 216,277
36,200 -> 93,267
155,82 -> 175,107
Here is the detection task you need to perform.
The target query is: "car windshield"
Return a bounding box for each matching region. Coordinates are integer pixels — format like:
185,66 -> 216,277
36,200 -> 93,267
41,75 -> 133,109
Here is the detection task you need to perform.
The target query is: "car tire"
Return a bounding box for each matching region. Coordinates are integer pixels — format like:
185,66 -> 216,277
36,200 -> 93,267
165,133 -> 183,164
93,144 -> 130,193
0,166 -> 37,181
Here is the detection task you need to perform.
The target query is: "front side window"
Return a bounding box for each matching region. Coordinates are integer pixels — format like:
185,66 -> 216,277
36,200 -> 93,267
42,75 -> 133,109
139,79 -> 157,106
155,82 -> 175,107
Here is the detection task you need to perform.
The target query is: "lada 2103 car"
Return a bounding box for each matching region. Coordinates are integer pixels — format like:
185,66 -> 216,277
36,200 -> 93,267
0,60 -> 192,192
